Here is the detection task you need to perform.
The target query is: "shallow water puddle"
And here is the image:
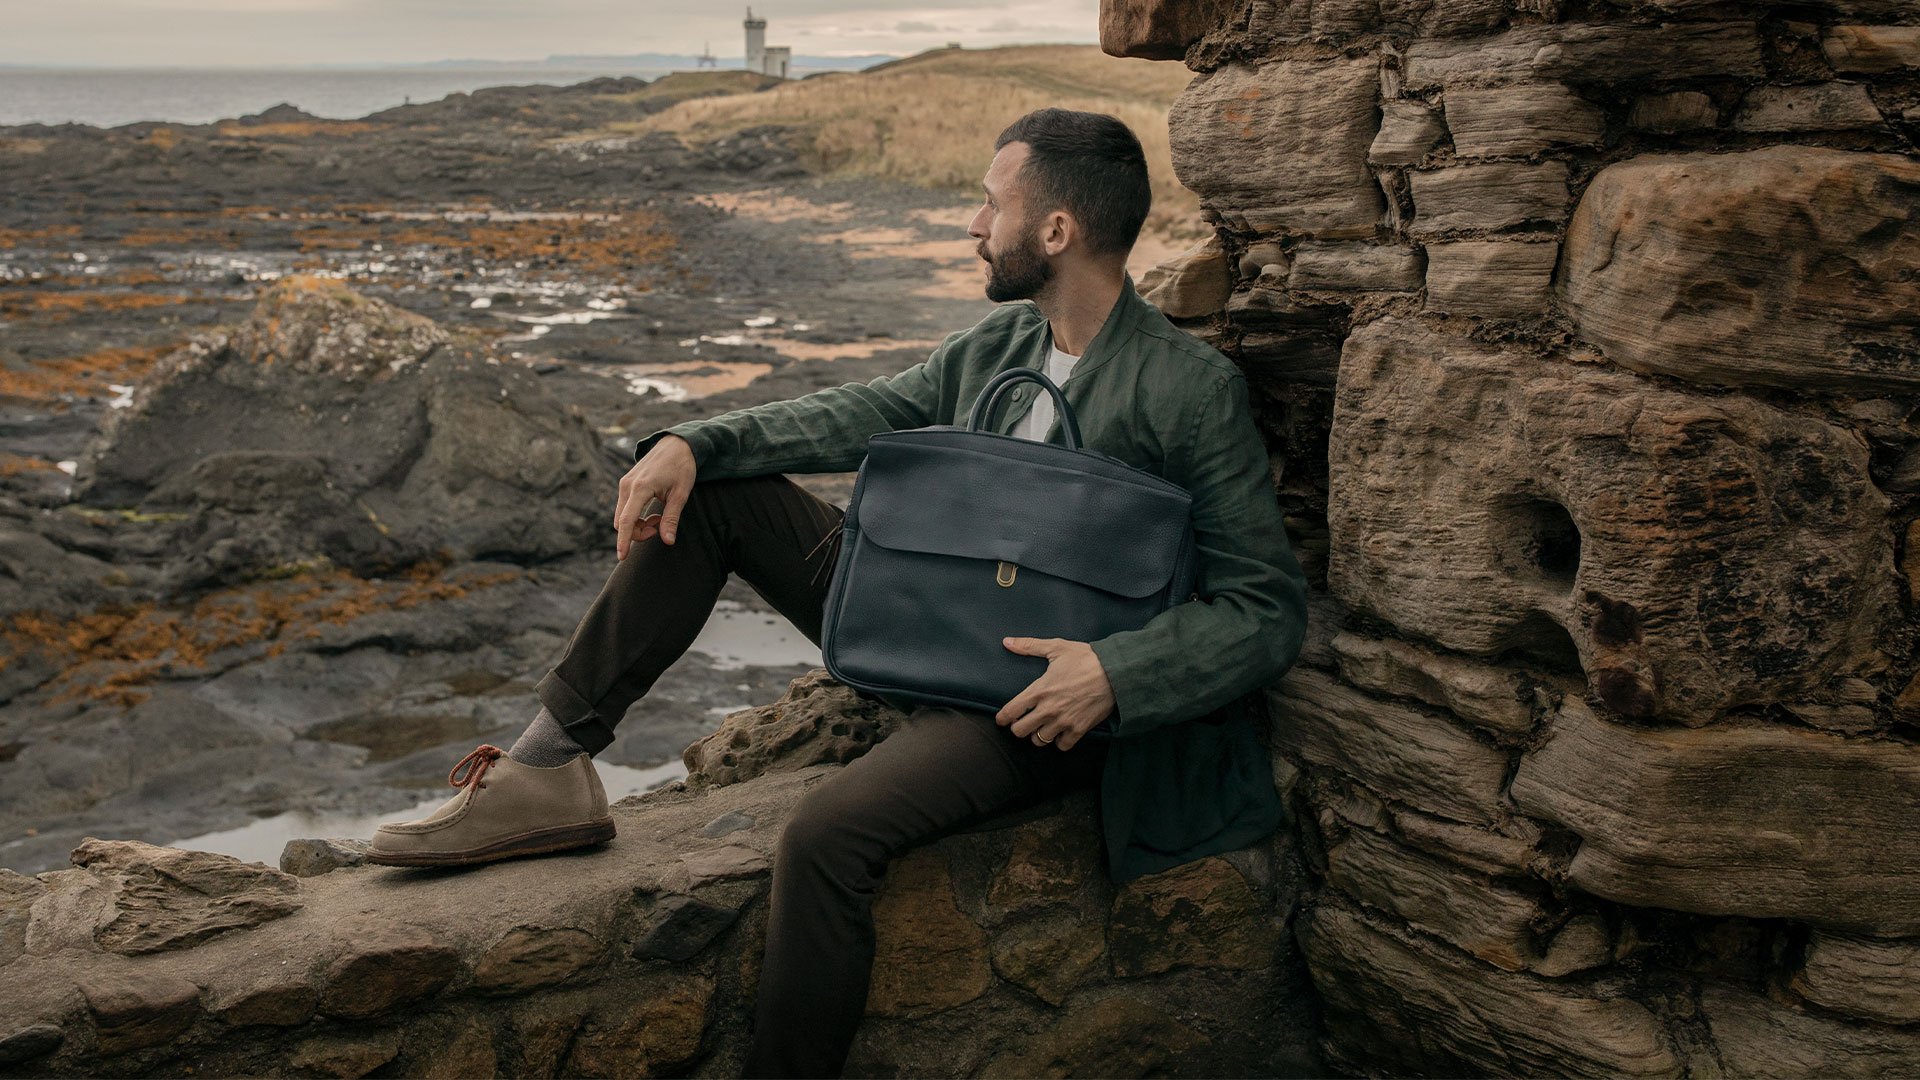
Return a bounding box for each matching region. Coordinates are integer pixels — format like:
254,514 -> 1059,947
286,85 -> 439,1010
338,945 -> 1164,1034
694,600 -> 821,670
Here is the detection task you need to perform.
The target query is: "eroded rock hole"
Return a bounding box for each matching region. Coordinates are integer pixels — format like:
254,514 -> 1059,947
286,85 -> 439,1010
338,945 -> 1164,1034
1509,496 -> 1581,586
1496,610 -> 1584,674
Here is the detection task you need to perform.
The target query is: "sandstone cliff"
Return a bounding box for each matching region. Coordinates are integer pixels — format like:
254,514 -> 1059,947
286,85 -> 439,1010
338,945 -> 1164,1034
1122,1 -> 1920,1075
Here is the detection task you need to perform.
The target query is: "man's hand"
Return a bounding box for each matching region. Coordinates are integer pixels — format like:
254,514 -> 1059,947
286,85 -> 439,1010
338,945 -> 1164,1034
994,636 -> 1116,751
615,434 -> 697,559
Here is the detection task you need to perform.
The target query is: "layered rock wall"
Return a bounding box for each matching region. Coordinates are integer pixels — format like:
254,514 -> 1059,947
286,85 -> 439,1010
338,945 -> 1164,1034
1121,1 -> 1920,1075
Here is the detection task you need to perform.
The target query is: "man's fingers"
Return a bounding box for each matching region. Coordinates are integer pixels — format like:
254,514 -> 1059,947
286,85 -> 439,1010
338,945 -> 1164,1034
659,482 -> 690,545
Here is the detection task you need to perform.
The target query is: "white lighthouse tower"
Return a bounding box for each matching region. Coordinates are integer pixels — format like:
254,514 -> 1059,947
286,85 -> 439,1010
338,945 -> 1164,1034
744,8 -> 767,75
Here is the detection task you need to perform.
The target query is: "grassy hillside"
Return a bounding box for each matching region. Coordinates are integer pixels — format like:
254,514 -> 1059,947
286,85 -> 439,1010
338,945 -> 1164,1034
620,45 -> 1202,238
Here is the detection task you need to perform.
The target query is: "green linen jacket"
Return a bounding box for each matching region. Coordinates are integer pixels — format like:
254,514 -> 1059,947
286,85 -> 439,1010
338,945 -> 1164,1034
632,275 -> 1308,882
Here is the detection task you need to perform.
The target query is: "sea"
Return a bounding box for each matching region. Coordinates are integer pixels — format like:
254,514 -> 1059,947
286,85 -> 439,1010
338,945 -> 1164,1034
0,66 -> 686,127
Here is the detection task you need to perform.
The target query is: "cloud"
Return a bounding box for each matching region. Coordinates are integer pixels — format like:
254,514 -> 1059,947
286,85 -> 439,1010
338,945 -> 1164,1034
895,20 -> 939,32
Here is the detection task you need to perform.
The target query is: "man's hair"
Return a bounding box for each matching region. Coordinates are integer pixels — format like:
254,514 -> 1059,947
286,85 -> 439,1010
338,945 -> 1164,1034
993,108 -> 1151,257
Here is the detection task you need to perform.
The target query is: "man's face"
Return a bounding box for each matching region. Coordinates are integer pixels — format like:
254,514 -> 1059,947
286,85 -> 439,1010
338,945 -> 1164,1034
969,142 -> 1054,303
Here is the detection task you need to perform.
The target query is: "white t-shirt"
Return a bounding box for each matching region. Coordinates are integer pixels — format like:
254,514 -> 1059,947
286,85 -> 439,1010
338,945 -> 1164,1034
1011,343 -> 1080,443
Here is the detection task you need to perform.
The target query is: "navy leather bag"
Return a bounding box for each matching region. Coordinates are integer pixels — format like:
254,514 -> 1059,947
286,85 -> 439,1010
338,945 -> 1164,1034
818,366 -> 1199,738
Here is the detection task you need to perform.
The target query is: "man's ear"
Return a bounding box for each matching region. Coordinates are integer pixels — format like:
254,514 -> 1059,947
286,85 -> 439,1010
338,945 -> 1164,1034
1040,210 -> 1074,256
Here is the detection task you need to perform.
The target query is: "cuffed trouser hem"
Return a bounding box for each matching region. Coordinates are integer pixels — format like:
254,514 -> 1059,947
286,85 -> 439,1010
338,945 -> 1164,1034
534,670 -> 616,757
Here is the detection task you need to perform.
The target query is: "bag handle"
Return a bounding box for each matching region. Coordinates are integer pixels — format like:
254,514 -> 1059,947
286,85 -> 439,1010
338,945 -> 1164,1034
966,366 -> 1083,450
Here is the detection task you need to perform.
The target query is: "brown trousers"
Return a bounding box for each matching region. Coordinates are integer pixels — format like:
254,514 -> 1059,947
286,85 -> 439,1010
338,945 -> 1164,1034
537,474 -> 1108,1078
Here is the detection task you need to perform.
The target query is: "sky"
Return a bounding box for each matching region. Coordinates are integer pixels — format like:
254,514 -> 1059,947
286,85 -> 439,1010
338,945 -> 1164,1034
3,0 -> 1104,68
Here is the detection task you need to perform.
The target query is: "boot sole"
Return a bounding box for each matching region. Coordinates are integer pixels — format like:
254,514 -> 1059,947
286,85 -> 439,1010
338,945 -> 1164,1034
366,818 -> 617,867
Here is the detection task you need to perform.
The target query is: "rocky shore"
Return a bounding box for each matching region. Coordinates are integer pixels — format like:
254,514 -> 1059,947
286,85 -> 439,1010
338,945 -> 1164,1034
0,72 -> 1007,872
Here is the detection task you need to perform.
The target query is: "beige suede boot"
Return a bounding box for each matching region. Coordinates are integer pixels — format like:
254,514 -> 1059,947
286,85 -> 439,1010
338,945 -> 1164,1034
366,744 -> 614,866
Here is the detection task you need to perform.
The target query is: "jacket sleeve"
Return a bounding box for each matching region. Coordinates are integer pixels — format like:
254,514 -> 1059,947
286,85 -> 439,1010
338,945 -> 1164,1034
631,332 -> 960,478
1087,372 -> 1309,737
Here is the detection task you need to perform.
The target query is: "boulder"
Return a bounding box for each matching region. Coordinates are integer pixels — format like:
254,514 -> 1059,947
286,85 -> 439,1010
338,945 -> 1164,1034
1700,986 -> 1920,1078
1368,101 -> 1446,166
75,276 -> 618,580
1170,57 -> 1384,238
66,838 -> 302,955
1099,0 -> 1235,60
1327,631 -> 1536,736
1626,91 -> 1719,132
1443,85 -> 1607,157
1327,317 -> 1895,722
1823,25 -> 1920,72
1298,897 -> 1681,1078
1791,931 -> 1920,1026
1270,667 -> 1512,825
1402,22 -> 1764,88
1731,83 -> 1887,132
1511,697 -> 1920,932
682,669 -> 911,788
1422,239 -> 1561,318
1410,162 -> 1570,237
1559,147 -> 1920,392
1137,235 -> 1232,318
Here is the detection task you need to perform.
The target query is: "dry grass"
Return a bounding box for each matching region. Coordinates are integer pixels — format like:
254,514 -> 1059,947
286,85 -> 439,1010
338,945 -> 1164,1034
620,45 -> 1205,238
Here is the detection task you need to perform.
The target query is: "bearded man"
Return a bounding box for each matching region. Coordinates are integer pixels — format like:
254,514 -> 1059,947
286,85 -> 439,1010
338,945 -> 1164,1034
366,107 -> 1308,1079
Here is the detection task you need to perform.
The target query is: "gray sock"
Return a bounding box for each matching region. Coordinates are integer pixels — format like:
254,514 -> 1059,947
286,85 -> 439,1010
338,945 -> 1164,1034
507,706 -> 588,767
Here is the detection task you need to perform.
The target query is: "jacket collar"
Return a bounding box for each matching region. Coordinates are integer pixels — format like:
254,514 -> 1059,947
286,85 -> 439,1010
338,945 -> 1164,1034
1037,271 -> 1146,383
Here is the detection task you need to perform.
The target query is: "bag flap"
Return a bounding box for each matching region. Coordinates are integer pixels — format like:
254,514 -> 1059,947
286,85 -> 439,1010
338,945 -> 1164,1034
853,435 -> 1190,598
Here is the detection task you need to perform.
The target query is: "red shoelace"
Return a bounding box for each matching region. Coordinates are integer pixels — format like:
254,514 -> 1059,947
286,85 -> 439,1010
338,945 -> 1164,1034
449,744 -> 505,791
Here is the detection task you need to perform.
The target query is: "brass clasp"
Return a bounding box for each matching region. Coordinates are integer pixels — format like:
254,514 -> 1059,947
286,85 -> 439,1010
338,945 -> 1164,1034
996,561 -> 1017,587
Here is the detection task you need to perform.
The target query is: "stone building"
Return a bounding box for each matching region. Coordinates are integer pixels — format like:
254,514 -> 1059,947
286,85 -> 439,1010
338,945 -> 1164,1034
743,7 -> 791,79
1118,0 -> 1920,1075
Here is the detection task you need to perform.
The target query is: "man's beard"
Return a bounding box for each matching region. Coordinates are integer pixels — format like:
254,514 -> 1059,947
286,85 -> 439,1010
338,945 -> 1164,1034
980,224 -> 1053,302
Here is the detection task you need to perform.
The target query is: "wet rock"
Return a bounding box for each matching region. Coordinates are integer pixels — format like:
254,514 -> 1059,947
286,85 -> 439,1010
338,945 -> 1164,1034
1368,101 -> 1446,166
564,976 -> 713,1076
989,912 -> 1106,1006
1137,235 -> 1231,318
1791,930 -> 1920,1025
1627,91 -> 1719,132
683,669 -> 909,789
1700,986 -> 1920,1078
979,995 -> 1210,1078
1328,318 -> 1895,720
1170,57 -> 1384,238
317,919 -> 462,1019
1423,239 -> 1560,318
1823,25 -> 1920,72
1300,898 -> 1680,1078
1402,22 -> 1764,88
278,838 -> 371,878
1444,85 -> 1607,157
1271,667 -> 1511,825
1288,243 -> 1425,293
1560,148 -> 1920,392
1732,83 -> 1887,132
1107,856 -> 1271,977
1410,162 -> 1570,237
472,926 -> 603,996
632,893 -> 741,962
1512,697 -> 1920,932
1328,631 -> 1535,735
68,838 -> 303,955
679,844 -> 769,888
80,970 -> 202,1055
867,848 -> 991,1017
76,277 -> 618,577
